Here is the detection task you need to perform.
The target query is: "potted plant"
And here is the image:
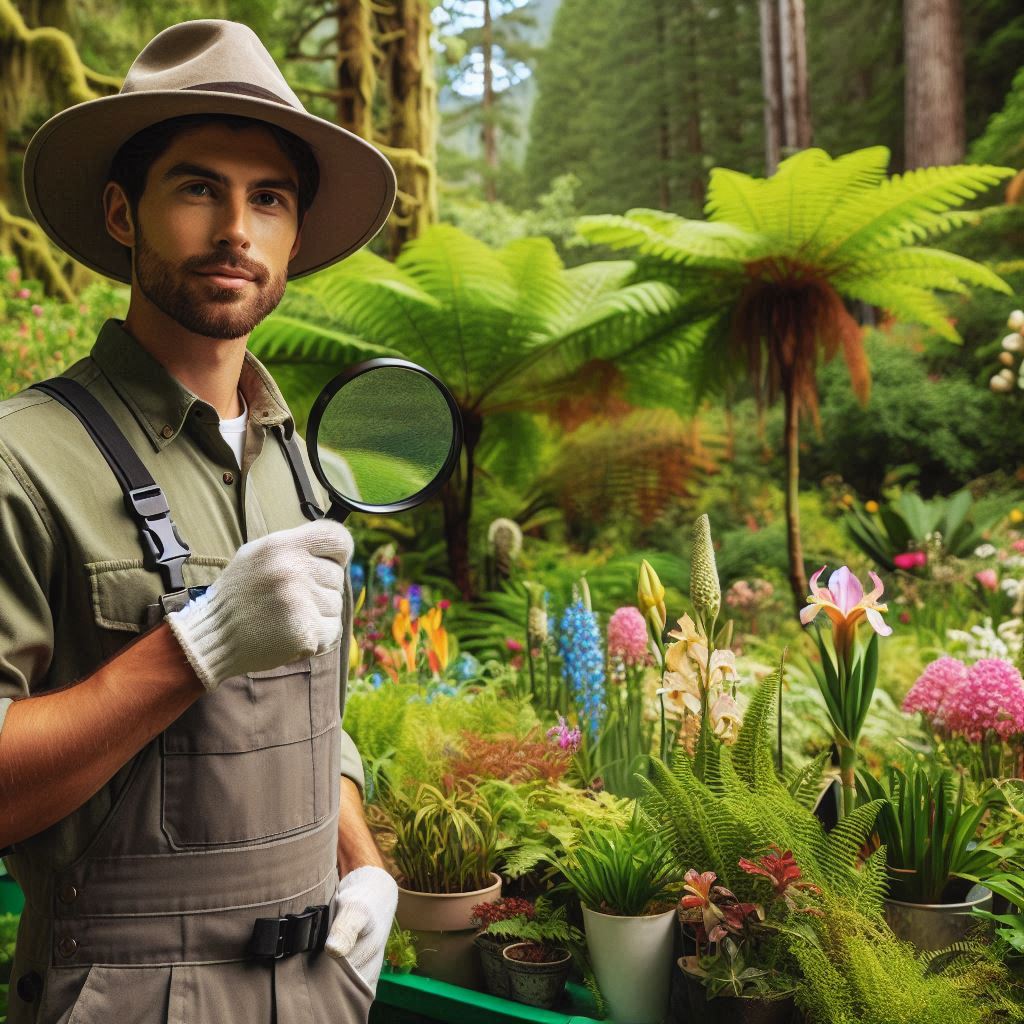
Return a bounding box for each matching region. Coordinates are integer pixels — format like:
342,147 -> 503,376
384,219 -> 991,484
381,922 -> 417,975
490,896 -> 583,1010
556,808 -> 679,1024
470,896 -> 537,998
379,779 -> 504,989
674,852 -> 813,1024
859,764 -> 1010,950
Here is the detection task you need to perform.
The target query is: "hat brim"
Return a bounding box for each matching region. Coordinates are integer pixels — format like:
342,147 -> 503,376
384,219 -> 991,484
22,90 -> 397,283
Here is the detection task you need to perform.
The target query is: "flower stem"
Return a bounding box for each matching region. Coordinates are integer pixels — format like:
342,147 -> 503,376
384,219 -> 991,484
838,741 -> 858,819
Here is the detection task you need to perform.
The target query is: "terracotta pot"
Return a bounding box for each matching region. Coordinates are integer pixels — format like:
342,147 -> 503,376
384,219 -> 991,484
502,944 -> 571,1010
672,957 -> 797,1024
396,872 -> 502,989
583,904 -> 676,1024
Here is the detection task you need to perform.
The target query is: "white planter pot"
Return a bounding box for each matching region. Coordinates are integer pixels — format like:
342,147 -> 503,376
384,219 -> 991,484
582,905 -> 675,1024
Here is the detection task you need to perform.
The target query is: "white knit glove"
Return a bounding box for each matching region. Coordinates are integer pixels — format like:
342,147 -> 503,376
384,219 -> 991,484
326,866 -> 399,993
166,519 -> 354,692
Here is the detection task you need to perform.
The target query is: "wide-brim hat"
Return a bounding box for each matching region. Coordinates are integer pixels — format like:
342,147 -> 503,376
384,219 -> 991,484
22,19 -> 397,283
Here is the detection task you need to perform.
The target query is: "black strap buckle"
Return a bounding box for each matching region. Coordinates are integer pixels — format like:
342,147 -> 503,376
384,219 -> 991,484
248,905 -> 330,960
125,485 -> 191,591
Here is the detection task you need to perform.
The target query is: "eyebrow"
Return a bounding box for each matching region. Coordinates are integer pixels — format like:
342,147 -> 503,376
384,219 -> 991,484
161,161 -> 298,194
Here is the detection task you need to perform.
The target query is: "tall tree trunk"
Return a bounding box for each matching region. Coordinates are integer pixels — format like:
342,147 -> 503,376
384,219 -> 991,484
759,0 -> 811,173
481,0 -> 498,202
683,0 -> 705,209
783,384 -> 807,612
904,0 -> 964,167
378,0 -> 438,258
335,0 -> 376,140
442,409 -> 482,600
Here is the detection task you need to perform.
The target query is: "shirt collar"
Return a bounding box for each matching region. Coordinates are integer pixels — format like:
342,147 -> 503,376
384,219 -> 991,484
90,319 -> 294,451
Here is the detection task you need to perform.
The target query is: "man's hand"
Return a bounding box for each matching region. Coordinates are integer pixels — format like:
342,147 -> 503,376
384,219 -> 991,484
326,865 -> 399,992
166,519 -> 354,692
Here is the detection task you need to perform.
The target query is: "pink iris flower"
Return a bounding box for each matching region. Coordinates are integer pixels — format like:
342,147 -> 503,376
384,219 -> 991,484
800,566 -> 893,658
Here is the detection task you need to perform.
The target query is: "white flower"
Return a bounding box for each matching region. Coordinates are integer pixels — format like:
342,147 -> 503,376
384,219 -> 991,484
1002,332 -> 1024,353
1008,310 -> 1024,332
975,543 -> 998,558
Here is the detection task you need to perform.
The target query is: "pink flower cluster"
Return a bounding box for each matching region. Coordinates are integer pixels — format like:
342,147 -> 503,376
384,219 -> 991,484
725,578 -> 774,611
903,656 -> 1024,741
606,606 -> 649,666
546,714 -> 582,753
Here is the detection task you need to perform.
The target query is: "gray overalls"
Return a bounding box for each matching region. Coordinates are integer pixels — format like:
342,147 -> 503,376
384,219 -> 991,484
7,378 -> 372,1024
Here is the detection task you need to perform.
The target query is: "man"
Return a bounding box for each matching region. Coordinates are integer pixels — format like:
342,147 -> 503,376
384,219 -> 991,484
0,20 -> 400,1024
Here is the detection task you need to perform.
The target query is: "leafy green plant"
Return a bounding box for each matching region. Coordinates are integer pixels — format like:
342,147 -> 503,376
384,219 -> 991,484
377,779 -> 504,894
577,148 -> 1014,611
481,894 -> 583,959
974,870 -> 1024,959
383,922 -> 418,972
554,805 -> 678,916
857,765 -> 1012,904
845,489 -> 998,571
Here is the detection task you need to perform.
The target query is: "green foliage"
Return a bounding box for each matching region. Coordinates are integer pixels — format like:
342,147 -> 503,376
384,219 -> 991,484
482,894 -> 582,954
555,806 -> 678,917
804,329 -> 1024,497
858,765 -> 1012,904
0,257 -> 125,401
383,921 -> 417,972
970,64 -> 1024,168
845,489 -> 998,571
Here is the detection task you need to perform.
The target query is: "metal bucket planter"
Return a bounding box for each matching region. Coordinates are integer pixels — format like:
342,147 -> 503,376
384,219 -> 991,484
473,933 -> 512,998
884,882 -> 993,951
583,905 -> 676,1024
672,958 -> 797,1024
501,943 -> 571,1010
396,872 -> 502,990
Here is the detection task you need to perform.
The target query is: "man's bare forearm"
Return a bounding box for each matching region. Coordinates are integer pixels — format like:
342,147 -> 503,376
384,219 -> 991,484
0,623 -> 205,848
337,776 -> 387,875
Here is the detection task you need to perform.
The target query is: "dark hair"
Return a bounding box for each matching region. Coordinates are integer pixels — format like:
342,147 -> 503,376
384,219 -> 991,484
108,113 -> 319,226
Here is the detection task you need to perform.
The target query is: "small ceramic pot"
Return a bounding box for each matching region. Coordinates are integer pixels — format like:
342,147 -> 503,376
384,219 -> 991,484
473,933 -> 512,998
502,943 -> 571,1010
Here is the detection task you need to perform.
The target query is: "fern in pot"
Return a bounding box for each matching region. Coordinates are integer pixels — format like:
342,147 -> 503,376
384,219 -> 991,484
555,808 -> 680,1024
470,897 -> 538,998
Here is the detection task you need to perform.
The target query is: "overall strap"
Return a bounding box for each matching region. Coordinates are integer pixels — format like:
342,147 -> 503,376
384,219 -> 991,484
32,378 -> 191,592
273,424 -> 325,521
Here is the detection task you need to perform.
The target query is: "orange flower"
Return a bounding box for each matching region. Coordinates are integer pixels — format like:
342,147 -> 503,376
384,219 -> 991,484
420,605 -> 451,674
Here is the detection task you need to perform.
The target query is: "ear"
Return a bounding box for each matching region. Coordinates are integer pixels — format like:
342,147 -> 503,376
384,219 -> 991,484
103,182 -> 135,248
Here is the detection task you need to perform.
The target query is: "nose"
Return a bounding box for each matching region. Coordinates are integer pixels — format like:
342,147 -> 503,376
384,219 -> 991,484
212,192 -> 251,255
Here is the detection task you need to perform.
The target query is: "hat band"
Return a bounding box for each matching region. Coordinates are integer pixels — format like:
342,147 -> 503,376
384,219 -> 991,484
182,81 -> 293,108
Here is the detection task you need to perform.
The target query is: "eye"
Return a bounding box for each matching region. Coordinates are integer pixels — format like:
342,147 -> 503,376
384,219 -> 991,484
253,192 -> 284,208
183,182 -> 212,196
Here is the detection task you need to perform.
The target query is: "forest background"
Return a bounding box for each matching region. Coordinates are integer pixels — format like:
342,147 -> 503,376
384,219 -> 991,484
3,0 -> 1024,628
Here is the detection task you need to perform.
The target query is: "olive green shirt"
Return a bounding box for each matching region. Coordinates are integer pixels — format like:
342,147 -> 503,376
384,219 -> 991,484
0,318 -> 364,875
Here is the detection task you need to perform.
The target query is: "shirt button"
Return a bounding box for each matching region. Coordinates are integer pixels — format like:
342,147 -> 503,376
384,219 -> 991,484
161,424 -> 175,439
58,883 -> 78,905
223,472 -> 235,485
57,937 -> 78,958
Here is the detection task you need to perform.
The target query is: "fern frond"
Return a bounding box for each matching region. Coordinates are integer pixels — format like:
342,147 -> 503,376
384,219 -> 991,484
785,751 -> 832,810
732,669 -> 781,789
823,799 -> 882,890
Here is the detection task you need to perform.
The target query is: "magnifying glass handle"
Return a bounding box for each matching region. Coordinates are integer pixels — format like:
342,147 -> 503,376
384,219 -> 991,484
325,497 -> 352,523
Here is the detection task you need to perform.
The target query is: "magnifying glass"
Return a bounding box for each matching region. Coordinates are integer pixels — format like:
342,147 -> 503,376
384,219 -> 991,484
306,358 -> 463,522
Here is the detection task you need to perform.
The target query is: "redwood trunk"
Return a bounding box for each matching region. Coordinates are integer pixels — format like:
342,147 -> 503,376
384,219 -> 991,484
481,0 -> 498,202
904,0 -> 964,167
759,0 -> 811,173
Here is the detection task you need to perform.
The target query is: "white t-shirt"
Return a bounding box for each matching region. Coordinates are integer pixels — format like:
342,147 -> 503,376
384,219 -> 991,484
218,390 -> 248,470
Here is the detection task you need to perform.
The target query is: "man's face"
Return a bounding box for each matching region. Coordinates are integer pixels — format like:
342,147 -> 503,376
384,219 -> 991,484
126,123 -> 302,339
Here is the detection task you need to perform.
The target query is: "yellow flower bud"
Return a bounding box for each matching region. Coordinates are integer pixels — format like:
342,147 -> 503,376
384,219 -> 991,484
349,635 -> 361,674
1011,508 -> 1024,525
637,559 -> 667,632
865,500 -> 880,514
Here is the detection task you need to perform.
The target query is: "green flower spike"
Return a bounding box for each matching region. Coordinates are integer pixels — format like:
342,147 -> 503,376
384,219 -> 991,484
690,514 -> 721,630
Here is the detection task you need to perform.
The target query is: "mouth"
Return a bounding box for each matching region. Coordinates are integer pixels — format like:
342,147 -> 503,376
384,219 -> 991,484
196,268 -> 256,290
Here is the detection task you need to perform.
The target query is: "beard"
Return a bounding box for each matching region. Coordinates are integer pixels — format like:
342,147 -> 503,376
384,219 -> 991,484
133,225 -> 287,340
